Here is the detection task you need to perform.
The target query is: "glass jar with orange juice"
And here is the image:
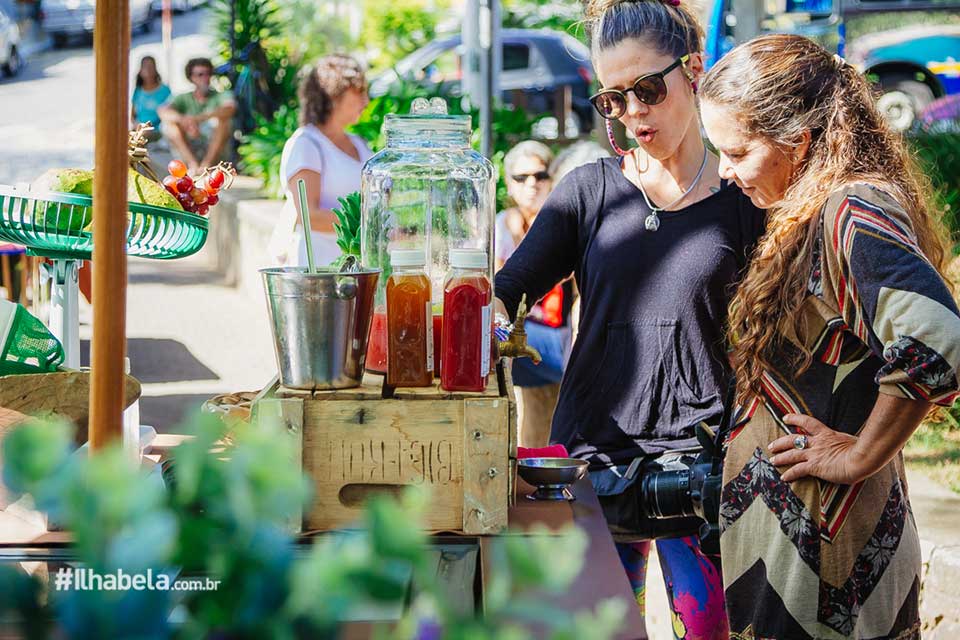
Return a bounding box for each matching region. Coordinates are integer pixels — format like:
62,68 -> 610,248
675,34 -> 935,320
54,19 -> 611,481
386,250 -> 433,387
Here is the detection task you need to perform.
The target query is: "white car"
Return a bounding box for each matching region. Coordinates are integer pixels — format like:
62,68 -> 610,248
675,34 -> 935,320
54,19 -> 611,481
0,7 -> 21,77
43,0 -> 154,48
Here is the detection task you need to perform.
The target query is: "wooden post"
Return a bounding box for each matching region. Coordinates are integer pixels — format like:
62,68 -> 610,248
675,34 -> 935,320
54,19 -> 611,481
89,0 -> 130,451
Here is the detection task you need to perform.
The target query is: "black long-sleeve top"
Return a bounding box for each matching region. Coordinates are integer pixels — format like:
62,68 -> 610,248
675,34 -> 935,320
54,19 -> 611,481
495,157 -> 765,467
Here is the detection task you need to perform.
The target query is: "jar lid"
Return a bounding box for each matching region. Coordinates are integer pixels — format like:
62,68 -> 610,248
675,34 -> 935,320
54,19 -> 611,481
450,249 -> 488,269
390,249 -> 427,267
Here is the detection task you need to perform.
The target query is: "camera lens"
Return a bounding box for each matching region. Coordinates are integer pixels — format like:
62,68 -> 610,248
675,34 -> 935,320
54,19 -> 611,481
640,470 -> 697,519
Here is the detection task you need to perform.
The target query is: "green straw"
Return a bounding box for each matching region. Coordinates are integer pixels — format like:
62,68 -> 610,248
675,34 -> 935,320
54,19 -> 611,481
297,178 -> 316,274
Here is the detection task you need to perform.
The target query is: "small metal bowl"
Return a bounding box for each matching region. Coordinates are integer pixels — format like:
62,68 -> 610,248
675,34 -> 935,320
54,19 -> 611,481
517,457 -> 589,501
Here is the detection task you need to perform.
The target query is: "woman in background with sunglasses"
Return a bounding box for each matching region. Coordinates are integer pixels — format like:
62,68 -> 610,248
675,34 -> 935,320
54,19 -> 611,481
494,0 -> 764,636
496,141 -> 576,451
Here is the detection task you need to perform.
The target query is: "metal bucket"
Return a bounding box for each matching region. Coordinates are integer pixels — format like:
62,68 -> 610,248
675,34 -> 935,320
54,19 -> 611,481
260,267 -> 380,389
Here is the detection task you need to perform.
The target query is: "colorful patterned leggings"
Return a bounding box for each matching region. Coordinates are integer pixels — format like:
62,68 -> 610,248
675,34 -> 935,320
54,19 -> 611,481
616,537 -> 728,640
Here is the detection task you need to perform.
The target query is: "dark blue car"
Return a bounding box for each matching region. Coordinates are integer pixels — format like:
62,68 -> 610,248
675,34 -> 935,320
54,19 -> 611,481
369,29 -> 596,137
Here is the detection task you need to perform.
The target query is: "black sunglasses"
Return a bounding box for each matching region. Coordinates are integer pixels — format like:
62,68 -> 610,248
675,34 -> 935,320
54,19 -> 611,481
589,55 -> 690,120
511,171 -> 551,183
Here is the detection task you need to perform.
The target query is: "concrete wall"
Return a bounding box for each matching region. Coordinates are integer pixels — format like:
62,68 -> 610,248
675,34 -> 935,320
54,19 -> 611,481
236,198 -> 285,297
922,546 -> 960,638
207,176 -> 275,289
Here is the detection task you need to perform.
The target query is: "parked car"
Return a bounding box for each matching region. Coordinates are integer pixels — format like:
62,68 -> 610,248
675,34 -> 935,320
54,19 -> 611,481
369,29 -> 596,137
704,0 -> 960,131
0,6 -> 21,77
42,0 -> 154,48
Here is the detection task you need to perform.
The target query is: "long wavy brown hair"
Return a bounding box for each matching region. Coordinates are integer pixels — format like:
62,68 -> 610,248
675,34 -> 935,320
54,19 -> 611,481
699,34 -> 952,406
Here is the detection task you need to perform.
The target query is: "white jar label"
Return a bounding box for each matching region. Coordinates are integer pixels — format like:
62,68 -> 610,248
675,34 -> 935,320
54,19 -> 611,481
481,303 -> 492,377
426,301 -> 434,372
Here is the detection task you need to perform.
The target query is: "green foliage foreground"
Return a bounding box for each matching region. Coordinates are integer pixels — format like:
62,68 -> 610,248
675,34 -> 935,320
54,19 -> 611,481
910,132 -> 960,250
0,416 -> 625,639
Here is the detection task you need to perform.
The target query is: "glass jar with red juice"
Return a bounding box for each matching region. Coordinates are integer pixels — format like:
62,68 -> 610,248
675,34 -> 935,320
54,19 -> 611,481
441,249 -> 492,392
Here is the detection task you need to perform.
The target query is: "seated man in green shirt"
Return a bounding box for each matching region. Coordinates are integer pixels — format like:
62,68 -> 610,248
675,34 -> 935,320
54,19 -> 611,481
158,57 -> 236,175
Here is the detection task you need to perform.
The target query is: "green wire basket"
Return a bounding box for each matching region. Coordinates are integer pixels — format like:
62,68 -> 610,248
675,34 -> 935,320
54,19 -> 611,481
0,185 -> 208,260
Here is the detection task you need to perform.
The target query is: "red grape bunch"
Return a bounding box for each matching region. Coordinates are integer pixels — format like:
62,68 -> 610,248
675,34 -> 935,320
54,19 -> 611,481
161,160 -> 233,216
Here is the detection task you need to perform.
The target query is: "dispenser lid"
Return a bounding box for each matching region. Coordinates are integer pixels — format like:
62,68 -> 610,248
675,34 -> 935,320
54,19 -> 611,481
383,97 -> 471,138
390,249 -> 427,267
450,248 -> 488,269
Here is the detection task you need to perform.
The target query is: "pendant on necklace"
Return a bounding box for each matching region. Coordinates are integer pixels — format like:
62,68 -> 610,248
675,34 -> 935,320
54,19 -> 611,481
644,212 -> 661,232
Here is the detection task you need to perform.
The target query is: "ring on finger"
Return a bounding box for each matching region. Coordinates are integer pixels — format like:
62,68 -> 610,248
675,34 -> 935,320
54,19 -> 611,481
793,435 -> 808,450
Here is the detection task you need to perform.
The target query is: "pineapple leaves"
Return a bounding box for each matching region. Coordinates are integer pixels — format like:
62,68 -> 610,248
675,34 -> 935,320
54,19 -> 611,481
332,191 -> 362,256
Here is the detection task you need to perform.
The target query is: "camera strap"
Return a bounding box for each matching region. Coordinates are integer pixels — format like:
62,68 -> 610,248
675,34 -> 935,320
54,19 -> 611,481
709,375 -> 743,474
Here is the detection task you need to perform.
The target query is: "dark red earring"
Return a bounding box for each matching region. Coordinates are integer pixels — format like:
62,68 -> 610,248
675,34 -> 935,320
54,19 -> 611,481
605,119 -> 631,157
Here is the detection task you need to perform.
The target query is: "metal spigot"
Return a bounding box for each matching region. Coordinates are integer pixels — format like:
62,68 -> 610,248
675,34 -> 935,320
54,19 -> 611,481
497,294 -> 542,363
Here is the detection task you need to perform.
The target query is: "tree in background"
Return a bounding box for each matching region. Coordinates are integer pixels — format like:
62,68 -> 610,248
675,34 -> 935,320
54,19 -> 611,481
276,0 -> 356,68
208,0 -> 356,121
209,0 -> 283,63
360,0 -> 448,73
501,0 -> 587,43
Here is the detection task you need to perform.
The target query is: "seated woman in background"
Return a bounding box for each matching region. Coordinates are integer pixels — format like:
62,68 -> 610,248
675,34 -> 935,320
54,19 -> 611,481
271,54 -> 372,267
130,56 -> 171,141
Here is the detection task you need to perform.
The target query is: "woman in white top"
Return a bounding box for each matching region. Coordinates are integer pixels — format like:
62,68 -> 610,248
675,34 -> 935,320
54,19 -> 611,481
275,54 -> 373,266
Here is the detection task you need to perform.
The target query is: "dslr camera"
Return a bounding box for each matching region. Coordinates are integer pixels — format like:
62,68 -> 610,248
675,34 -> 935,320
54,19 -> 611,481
598,384 -> 741,554
637,423 -> 724,553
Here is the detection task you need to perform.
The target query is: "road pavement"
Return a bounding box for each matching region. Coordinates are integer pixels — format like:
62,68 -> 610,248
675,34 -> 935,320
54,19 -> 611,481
0,8 -> 216,186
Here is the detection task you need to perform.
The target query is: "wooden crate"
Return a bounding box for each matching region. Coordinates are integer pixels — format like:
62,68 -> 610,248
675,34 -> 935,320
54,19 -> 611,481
254,364 -> 518,535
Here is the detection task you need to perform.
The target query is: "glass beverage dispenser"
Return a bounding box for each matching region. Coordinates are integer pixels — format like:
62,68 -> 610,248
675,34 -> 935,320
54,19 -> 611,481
361,98 -> 496,374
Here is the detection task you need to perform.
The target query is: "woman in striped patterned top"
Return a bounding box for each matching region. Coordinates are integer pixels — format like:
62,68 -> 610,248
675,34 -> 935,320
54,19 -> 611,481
699,35 -> 960,639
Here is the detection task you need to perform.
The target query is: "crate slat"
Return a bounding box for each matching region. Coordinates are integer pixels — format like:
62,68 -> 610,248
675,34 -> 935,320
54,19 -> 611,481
262,364 -> 516,535
462,398 -> 509,533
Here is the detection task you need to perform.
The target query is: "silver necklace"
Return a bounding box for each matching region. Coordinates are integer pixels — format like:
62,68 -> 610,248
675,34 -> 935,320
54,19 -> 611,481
633,146 -> 708,232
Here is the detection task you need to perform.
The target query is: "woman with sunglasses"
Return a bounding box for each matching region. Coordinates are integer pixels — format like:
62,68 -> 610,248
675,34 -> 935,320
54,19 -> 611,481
494,0 -> 764,637
496,141 -> 576,450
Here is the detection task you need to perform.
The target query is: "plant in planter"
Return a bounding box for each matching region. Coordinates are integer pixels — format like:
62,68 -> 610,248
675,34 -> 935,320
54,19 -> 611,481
910,131 -> 960,251
1,415 -> 625,639
236,104 -> 300,197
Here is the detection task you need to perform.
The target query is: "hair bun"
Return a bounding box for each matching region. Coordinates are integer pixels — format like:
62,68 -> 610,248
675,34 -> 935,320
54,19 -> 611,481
584,0 -> 619,20
585,0 -> 680,19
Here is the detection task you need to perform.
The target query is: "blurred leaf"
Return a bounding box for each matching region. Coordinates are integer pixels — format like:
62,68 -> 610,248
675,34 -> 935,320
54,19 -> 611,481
365,489 -> 429,567
1,418 -> 72,498
0,566 -> 53,640
504,525 -> 587,592
169,413 -> 228,506
208,0 -> 282,62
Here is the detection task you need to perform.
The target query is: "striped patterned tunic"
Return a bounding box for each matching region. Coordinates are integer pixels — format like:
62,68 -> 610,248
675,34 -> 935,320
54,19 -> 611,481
721,183 -> 960,640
